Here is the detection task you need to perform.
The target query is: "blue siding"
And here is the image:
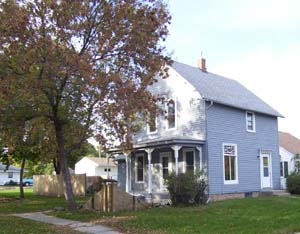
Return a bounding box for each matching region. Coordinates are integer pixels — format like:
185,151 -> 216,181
206,103 -> 280,194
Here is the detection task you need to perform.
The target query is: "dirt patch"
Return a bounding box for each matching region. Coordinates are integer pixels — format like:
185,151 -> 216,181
90,215 -> 135,224
0,197 -> 21,203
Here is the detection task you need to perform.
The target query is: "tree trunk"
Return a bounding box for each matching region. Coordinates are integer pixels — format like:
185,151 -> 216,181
54,123 -> 76,211
53,157 -> 60,175
19,154 -> 26,199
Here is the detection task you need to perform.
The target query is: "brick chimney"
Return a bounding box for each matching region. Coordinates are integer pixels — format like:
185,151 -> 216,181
197,58 -> 207,72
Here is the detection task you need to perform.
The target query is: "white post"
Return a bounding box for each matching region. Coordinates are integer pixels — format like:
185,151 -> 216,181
172,145 -> 181,175
125,154 -> 129,193
146,148 -> 154,194
128,156 -> 132,192
106,156 -> 110,179
196,146 -> 202,171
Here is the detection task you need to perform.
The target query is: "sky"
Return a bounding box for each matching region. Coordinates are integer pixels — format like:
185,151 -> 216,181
165,0 -> 300,139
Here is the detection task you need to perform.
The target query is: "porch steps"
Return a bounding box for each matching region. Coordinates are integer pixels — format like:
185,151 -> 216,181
259,190 -> 290,197
272,190 -> 290,197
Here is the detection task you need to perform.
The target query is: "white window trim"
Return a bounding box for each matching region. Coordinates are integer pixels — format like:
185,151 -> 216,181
166,97 -> 177,131
246,111 -> 256,133
183,148 -> 196,174
135,153 -> 145,183
223,143 -> 239,185
147,116 -> 158,135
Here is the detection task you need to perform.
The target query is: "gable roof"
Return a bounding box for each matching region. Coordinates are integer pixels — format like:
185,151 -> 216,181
172,61 -> 283,117
86,157 -> 116,167
279,132 -> 300,154
0,163 -> 22,172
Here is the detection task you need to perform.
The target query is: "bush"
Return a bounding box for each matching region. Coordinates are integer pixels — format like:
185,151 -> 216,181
287,173 -> 300,194
165,171 -> 207,206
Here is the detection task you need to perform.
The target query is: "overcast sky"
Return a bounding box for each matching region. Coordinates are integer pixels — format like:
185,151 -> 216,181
165,0 -> 300,139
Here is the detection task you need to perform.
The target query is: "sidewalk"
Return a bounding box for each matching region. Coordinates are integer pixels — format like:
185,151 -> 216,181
13,212 -> 122,234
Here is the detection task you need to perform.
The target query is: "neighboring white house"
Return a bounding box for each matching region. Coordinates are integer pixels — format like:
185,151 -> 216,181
0,163 -> 22,185
75,157 -> 117,180
279,132 -> 300,189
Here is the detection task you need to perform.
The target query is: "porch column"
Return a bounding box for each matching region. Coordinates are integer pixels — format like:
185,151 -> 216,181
196,146 -> 202,171
146,148 -> 154,194
172,145 -> 182,175
128,155 -> 132,192
125,153 -> 129,193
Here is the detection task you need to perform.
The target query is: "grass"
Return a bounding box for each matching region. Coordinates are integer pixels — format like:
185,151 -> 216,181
0,188 -> 88,234
0,215 -> 82,234
0,188 -> 88,214
50,196 -> 300,234
2,189 -> 300,234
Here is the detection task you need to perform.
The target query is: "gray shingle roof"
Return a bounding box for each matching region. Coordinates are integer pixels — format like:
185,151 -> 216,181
172,61 -> 283,117
0,163 -> 22,172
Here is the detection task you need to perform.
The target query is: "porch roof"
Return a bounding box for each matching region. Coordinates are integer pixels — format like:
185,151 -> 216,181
109,138 -> 205,154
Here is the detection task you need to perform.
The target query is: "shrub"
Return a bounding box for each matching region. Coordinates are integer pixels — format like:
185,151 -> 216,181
287,173 -> 300,194
165,171 -> 207,206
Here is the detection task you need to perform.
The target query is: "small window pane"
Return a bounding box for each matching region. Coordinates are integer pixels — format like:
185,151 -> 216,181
185,152 -> 194,173
263,157 -> 268,167
264,167 -> 269,177
230,156 -> 236,180
149,112 -> 156,132
137,156 -> 144,182
280,162 -> 283,177
225,156 -> 230,180
284,161 -> 289,178
167,100 -> 175,129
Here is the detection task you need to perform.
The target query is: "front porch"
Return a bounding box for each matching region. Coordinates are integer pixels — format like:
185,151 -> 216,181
117,140 -> 205,199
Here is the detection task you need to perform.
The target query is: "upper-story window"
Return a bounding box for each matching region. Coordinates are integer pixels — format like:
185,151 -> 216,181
246,111 -> 255,132
167,99 -> 176,129
223,143 -> 238,184
147,111 -> 157,134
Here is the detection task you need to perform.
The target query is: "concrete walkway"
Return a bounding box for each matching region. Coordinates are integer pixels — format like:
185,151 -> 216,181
13,212 -> 122,234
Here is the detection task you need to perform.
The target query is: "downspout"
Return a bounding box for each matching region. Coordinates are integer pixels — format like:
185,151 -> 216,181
205,100 -> 213,202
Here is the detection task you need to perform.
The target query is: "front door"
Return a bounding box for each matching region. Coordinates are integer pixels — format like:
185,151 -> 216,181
160,152 -> 172,191
261,152 -> 272,188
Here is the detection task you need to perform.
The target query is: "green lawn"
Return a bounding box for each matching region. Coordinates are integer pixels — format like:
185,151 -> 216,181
0,188 -> 88,214
1,189 -> 300,234
50,196 -> 300,234
0,188 -> 87,234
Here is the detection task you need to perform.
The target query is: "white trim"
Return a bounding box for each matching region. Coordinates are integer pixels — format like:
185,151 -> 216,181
183,148 -> 196,174
166,97 -> 177,131
147,116 -> 158,134
135,153 -> 145,183
260,150 -> 272,189
246,111 -> 256,133
222,143 -> 239,185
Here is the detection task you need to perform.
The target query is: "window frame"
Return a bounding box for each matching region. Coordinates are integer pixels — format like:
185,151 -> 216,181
246,111 -> 256,132
8,172 -> 13,178
280,161 -> 289,178
223,143 -> 239,185
166,98 -> 177,130
135,153 -> 145,183
147,112 -> 158,134
183,148 -> 196,174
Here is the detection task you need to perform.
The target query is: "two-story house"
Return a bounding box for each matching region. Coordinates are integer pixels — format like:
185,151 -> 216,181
114,60 -> 283,201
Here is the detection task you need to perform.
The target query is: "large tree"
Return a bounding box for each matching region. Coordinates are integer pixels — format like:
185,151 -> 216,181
0,0 -> 171,210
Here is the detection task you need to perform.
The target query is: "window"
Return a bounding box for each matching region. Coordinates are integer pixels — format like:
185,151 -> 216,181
136,155 -> 144,182
162,156 -> 169,179
223,144 -> 238,184
185,151 -> 195,173
280,161 -> 289,178
167,99 -> 176,129
8,172 -> 13,178
147,111 -> 157,133
246,111 -> 255,132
